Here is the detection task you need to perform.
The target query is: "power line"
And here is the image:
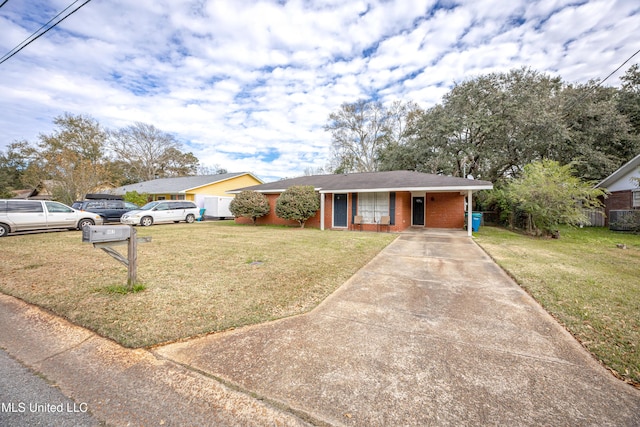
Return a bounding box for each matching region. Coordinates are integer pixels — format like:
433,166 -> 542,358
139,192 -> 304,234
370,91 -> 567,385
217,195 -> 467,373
564,47 -> 640,114
0,1 -> 9,9
595,47 -> 640,88
0,0 -> 92,66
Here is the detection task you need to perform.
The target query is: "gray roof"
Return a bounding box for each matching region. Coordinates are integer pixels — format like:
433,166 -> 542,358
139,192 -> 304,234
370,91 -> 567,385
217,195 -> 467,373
231,170 -> 493,194
113,173 -> 260,195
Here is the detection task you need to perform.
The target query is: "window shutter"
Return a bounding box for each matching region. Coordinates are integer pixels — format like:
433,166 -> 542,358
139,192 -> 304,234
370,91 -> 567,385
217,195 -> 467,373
351,193 -> 358,222
389,192 -> 396,225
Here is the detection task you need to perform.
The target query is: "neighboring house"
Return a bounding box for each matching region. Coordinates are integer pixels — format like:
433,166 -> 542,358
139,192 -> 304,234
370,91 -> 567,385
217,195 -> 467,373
112,173 -> 263,208
12,180 -> 56,200
12,180 -> 115,202
229,170 -> 493,236
595,153 -> 640,225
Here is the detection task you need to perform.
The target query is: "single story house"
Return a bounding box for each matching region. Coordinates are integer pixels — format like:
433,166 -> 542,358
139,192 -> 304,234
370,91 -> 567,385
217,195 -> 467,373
230,170 -> 493,236
595,153 -> 640,225
12,180 -> 115,201
112,173 -> 263,207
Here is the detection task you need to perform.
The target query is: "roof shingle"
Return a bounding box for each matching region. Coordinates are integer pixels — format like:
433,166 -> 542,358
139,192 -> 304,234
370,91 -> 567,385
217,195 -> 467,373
113,173 -> 256,195
231,171 -> 492,193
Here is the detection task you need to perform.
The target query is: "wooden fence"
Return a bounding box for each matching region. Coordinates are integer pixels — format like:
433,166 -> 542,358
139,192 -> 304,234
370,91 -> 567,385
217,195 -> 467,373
581,209 -> 605,227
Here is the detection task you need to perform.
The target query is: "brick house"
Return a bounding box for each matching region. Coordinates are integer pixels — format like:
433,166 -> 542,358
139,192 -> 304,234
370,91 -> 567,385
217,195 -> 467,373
230,171 -> 493,236
595,154 -> 640,225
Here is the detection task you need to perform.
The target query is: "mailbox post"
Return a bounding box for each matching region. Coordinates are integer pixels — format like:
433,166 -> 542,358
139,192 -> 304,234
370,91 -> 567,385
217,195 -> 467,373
83,225 -> 151,289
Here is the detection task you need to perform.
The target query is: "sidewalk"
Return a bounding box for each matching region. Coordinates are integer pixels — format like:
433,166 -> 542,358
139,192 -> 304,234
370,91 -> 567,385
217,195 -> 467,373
1,230 -> 639,426
0,293 -> 309,426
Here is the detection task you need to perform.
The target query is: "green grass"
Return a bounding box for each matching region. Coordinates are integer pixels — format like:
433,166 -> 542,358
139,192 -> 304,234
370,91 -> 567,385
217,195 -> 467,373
475,226 -> 640,386
0,221 -> 395,348
102,283 -> 147,294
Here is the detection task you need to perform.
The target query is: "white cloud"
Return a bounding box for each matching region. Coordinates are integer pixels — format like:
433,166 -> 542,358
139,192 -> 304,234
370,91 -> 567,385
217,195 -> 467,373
0,0 -> 638,181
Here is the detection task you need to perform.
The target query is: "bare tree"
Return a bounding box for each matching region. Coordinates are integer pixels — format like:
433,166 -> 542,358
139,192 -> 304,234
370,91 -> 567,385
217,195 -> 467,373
324,99 -> 420,173
109,122 -> 198,182
324,99 -> 389,173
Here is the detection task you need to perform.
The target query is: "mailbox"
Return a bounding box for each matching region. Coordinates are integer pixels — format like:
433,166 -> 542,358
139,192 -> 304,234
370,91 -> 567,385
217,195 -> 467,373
82,225 -> 131,243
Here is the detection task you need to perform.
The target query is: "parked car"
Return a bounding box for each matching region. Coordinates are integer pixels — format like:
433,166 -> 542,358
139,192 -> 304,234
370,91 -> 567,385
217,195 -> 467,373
72,199 -> 139,223
120,200 -> 199,227
0,199 -> 103,237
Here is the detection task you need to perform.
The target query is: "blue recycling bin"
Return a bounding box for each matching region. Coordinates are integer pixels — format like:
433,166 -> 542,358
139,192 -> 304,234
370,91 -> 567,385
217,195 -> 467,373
471,212 -> 482,232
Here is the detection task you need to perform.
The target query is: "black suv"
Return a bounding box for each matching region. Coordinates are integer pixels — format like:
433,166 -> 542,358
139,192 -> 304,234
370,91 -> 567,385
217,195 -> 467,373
72,195 -> 139,223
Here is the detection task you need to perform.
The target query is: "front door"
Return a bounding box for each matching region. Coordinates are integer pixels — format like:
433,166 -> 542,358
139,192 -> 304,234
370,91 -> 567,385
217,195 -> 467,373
412,197 -> 425,226
333,194 -> 348,227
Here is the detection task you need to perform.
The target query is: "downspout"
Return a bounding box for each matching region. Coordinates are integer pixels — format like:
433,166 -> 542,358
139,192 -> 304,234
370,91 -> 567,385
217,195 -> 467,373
467,190 -> 473,237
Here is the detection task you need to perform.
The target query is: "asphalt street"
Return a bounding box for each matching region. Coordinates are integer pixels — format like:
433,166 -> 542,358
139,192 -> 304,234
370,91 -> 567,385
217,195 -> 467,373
0,348 -> 101,427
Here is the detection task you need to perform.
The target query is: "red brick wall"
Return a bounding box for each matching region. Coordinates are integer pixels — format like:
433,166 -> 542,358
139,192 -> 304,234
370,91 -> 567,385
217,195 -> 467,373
603,190 -> 633,225
235,193 -> 322,227
325,193 -> 335,228
393,192 -> 412,232
234,191 -> 464,231
425,192 -> 465,228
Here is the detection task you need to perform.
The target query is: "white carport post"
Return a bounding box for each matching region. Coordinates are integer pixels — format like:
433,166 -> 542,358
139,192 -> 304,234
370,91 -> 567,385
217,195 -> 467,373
320,192 -> 325,230
467,189 -> 473,237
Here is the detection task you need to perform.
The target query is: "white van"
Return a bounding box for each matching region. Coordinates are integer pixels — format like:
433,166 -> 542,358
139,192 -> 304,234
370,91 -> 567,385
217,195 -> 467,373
120,200 -> 200,226
0,199 -> 104,237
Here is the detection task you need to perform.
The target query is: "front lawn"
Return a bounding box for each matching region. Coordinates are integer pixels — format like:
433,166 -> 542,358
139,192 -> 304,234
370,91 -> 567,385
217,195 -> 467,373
0,222 -> 396,348
474,226 -> 640,386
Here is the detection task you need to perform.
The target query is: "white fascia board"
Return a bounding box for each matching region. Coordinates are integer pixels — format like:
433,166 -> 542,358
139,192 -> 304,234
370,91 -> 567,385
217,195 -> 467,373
227,187 -> 323,194
318,185 -> 493,194
596,153 -> 640,188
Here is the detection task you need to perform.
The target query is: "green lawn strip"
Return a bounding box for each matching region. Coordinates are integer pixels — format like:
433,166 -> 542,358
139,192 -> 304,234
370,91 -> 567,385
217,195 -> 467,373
474,226 -> 640,386
0,222 -> 396,348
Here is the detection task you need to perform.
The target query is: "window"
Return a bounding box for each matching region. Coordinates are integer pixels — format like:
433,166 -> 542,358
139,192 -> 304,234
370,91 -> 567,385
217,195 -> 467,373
45,202 -> 73,213
633,190 -> 640,208
86,201 -> 105,209
105,200 -> 122,209
170,195 -> 185,200
7,201 -> 43,213
358,192 -> 389,224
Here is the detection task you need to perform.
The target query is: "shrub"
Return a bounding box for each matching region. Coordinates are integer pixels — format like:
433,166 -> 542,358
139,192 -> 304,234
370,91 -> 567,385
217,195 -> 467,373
229,190 -> 270,225
124,191 -> 150,207
501,160 -> 606,237
275,185 -> 320,228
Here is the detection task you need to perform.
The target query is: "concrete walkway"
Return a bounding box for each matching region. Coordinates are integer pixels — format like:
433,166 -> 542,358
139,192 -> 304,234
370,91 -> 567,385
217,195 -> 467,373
1,229 -> 639,426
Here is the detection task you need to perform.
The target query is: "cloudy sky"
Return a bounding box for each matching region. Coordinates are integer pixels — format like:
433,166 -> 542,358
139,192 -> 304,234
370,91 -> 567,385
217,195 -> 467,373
1,0 -> 638,181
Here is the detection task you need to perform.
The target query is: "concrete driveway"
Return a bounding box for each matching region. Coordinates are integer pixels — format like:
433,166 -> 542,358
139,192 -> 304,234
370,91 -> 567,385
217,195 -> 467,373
156,230 -> 640,426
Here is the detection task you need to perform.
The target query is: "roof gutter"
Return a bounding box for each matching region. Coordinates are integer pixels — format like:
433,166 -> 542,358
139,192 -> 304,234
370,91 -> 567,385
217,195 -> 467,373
318,185 -> 493,194
228,185 -> 494,195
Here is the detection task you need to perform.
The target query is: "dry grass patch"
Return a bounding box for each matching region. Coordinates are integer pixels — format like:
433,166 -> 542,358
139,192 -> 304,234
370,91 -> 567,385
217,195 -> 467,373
0,222 -> 396,348
475,226 -> 640,386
